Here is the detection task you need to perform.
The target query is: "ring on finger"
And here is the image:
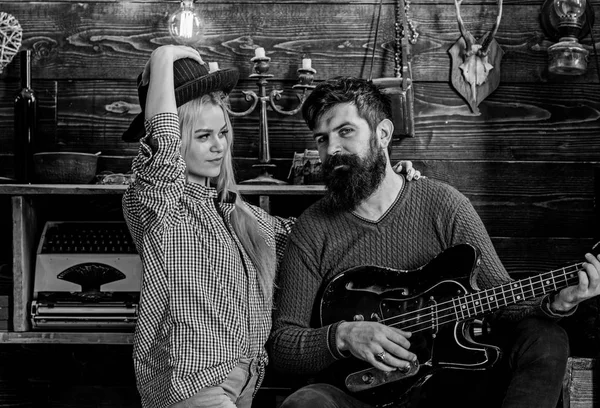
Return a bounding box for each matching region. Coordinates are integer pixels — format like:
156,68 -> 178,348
375,351 -> 386,363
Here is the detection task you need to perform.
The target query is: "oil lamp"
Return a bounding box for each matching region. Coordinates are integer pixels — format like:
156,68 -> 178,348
541,0 -> 595,75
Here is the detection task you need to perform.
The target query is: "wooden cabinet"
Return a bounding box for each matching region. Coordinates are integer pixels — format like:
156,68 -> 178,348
0,183 -> 324,344
563,357 -> 600,408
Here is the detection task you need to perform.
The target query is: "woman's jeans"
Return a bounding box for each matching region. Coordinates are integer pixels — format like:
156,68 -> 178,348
280,317 -> 569,408
170,358 -> 259,408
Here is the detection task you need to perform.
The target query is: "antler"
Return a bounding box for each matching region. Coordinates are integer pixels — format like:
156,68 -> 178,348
455,0 -> 475,50
480,0 -> 503,55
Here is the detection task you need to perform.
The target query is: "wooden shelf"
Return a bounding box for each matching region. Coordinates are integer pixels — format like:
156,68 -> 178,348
0,331 -> 133,344
0,183 -> 325,196
3,182 -> 325,343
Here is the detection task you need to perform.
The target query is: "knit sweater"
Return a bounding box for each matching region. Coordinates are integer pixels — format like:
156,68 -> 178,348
268,176 -> 560,376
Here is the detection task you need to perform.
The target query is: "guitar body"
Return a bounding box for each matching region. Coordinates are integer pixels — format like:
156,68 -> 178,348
319,244 -> 502,407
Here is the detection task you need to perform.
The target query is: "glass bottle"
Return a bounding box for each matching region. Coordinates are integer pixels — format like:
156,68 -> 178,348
13,49 -> 37,183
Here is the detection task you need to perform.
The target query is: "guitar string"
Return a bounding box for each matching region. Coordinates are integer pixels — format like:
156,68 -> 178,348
382,264 -> 581,332
372,263 -> 583,333
387,271 -> 579,333
380,265 -> 581,333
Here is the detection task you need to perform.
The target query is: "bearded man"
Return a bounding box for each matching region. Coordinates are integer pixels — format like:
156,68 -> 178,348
267,77 -> 600,408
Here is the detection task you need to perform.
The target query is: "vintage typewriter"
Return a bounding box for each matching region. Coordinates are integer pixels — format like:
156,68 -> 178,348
31,221 -> 142,330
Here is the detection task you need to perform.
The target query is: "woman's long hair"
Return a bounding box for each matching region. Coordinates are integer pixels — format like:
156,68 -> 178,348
178,93 -> 276,303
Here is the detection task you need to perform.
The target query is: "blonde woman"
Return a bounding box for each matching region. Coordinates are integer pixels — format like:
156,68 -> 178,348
121,44 -> 293,408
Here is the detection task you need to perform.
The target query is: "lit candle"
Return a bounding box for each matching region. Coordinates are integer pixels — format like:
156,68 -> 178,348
302,58 -> 312,70
208,61 -> 219,72
254,47 -> 266,58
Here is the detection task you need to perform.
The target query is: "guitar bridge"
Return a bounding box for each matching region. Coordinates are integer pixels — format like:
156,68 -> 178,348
345,360 -> 420,393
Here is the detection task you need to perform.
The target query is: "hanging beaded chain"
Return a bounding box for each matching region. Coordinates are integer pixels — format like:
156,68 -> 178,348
394,0 -> 419,78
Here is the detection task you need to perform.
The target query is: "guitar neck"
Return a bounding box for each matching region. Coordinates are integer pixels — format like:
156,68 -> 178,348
452,262 -> 583,321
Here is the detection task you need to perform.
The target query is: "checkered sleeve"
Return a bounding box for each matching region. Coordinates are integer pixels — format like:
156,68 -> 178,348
273,215 -> 296,266
247,205 -> 296,266
124,113 -> 186,234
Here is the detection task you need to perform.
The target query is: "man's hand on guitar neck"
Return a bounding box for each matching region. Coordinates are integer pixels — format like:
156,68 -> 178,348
335,321 -> 418,373
551,252 -> 600,313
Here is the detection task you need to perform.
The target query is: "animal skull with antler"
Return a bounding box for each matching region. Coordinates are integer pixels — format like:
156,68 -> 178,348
448,0 -> 504,114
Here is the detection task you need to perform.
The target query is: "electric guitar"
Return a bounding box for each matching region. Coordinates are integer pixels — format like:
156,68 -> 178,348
318,242 -> 599,407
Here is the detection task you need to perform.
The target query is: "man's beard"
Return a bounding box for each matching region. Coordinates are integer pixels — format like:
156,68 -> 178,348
321,137 -> 387,212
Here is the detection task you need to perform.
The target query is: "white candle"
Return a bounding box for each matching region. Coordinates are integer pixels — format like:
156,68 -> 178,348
208,61 -> 219,72
254,47 -> 266,58
302,58 -> 312,70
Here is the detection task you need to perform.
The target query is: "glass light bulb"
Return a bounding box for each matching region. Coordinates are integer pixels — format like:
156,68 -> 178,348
554,0 -> 586,18
168,0 -> 204,46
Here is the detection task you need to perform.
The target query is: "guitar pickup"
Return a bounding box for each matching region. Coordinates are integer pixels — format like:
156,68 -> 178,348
345,360 -> 420,392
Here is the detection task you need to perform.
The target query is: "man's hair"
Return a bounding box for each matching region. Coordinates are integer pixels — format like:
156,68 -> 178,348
302,76 -> 393,131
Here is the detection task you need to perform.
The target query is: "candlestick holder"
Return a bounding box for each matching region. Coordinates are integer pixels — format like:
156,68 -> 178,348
226,54 -> 317,184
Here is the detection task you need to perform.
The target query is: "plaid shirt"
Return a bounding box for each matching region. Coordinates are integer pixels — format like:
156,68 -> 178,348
122,113 -> 294,408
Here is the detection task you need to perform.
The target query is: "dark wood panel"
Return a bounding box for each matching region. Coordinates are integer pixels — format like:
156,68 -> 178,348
492,237 -> 597,274
405,160 -> 600,238
1,2 -> 597,83
2,81 -> 600,163
398,83 -> 600,161
0,1 -> 557,4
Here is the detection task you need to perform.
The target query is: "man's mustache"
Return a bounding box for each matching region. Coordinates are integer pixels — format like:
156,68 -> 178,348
322,153 -> 360,172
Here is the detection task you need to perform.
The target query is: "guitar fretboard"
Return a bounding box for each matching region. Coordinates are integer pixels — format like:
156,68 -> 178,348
451,263 -> 582,320
385,262 -> 583,334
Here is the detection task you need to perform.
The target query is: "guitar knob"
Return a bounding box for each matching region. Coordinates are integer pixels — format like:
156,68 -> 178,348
353,314 -> 364,321
361,372 -> 374,385
469,318 -> 491,338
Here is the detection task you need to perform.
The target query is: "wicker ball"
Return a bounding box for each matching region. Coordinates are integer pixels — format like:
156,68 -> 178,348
0,12 -> 22,73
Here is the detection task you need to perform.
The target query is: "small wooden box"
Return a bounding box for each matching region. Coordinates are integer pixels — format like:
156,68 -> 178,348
563,357 -> 599,408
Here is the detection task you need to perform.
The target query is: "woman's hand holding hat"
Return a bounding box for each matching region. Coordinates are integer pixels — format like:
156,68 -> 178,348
122,44 -> 238,142
141,45 -> 203,86
145,45 -> 204,119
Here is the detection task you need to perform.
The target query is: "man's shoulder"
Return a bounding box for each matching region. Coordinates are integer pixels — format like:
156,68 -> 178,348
289,198 -> 340,238
294,198 -> 332,227
412,176 -> 469,203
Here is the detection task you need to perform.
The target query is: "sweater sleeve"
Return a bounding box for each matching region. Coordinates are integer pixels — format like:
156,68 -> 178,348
267,233 -> 347,375
449,199 -> 574,321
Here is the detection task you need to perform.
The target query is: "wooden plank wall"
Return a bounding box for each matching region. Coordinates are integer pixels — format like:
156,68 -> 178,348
0,0 -> 599,406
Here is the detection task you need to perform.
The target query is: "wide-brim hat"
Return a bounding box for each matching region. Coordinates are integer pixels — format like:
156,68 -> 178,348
122,58 -> 239,142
